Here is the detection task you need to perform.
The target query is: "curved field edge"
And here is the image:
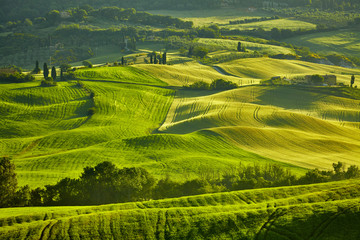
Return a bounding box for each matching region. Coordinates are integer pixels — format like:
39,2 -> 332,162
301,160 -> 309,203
73,66 -> 168,87
1,180 -> 360,239
158,86 -> 360,170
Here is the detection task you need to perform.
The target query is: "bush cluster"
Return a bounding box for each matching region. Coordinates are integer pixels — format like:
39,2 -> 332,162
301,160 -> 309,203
0,72 -> 35,83
185,79 -> 238,90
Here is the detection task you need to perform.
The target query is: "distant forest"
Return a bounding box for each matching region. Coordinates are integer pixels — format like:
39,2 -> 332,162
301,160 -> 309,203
1,0 -> 359,23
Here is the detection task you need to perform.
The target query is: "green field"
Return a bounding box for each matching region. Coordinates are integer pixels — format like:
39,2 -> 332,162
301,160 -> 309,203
217,57 -> 360,83
198,38 -> 294,55
285,28 -> 360,58
1,61 -> 360,188
148,8 -> 271,26
228,18 -> 316,31
1,179 -> 360,239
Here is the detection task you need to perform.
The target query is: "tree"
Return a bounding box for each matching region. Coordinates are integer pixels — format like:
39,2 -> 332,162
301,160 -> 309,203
310,74 -> 324,85
162,52 -> 167,64
121,57 -> 125,65
193,47 -> 208,59
46,10 -> 61,25
32,60 -> 41,74
0,157 -> 17,207
351,75 -> 355,88
237,42 -> 242,52
43,63 -> 49,79
188,46 -> 194,57
210,79 -> 238,90
154,52 -> 158,64
51,66 -> 57,81
150,55 -> 153,64
82,60 -> 93,68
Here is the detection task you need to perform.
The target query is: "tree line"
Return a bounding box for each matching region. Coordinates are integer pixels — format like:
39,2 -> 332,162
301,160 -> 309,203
1,156 -> 360,208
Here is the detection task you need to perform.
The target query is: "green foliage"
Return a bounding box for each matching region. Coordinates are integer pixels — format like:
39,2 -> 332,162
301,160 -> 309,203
210,79 -> 238,90
43,63 -> 49,79
310,74 -> 324,84
185,81 -> 210,90
32,61 -> 41,74
82,60 -> 93,68
51,66 -> 57,81
0,72 -> 35,83
40,78 -> 58,87
190,46 -> 209,58
0,157 -> 17,208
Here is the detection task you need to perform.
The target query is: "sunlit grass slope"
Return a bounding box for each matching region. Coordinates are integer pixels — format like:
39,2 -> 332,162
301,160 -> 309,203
1,179 -> 360,239
148,8 -> 272,26
159,87 -> 360,170
0,79 -> 174,187
285,28 -> 360,58
74,65 -> 167,86
198,38 -> 294,55
229,18 -> 316,31
217,57 -> 360,83
0,68 -> 282,188
134,61 -> 254,86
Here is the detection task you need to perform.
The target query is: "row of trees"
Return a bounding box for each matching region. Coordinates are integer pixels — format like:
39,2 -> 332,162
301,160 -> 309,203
148,52 -> 167,64
1,157 -> 360,208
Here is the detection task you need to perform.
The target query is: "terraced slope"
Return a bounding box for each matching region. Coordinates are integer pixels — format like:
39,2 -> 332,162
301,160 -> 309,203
73,65 -> 167,86
0,79 -> 174,187
1,180 -> 360,239
2,64 -> 360,187
285,29 -> 360,58
217,57 -> 360,82
159,87 -> 360,169
134,61 -> 251,86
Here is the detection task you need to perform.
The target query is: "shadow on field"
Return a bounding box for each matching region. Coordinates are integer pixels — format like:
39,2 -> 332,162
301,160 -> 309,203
254,86 -> 325,110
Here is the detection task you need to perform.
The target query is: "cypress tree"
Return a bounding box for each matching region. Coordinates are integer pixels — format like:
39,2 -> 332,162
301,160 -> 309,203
121,57 -> 125,65
150,55 -> 153,64
43,63 -> 49,79
188,46 -> 194,57
33,60 -> 41,74
60,68 -> 64,81
237,42 -> 241,52
351,75 -> 355,87
154,53 -> 158,64
163,52 -> 167,64
51,66 -> 57,81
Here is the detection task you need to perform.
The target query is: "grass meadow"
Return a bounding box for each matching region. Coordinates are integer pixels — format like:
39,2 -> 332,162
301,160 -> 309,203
2,61 -> 360,187
285,27 -> 360,58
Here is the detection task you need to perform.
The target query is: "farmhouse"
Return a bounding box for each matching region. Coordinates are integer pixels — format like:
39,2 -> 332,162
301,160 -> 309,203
323,75 -> 337,85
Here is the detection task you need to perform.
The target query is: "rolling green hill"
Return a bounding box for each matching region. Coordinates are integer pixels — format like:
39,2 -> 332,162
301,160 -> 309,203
158,86 -> 360,170
217,57 -> 360,83
1,61 -> 360,187
285,28 -> 360,58
1,179 -> 360,239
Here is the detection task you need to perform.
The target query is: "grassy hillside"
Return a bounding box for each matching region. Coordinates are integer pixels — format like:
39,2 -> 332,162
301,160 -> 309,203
1,180 -> 360,239
0,77 -> 174,187
73,66 -> 167,86
198,38 -> 294,55
285,28 -> 360,58
217,57 -> 360,83
134,61 -> 254,86
228,18 -> 316,31
149,9 -> 272,26
2,62 -> 360,187
158,86 -> 360,170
